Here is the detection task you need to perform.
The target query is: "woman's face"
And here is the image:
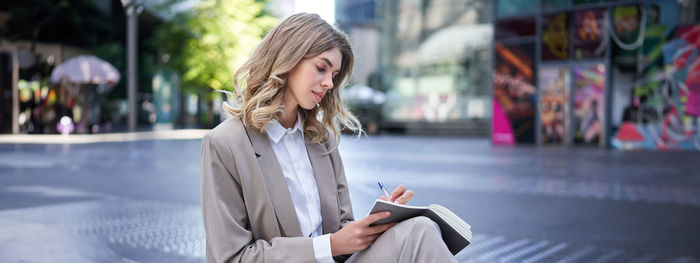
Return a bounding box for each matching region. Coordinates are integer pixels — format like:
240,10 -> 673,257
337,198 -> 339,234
286,47 -> 341,110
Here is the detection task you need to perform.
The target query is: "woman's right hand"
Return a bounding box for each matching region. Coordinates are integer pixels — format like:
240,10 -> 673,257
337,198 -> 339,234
329,211 -> 397,256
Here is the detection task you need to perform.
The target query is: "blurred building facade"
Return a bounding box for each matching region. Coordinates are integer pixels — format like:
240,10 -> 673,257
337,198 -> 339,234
492,0 -> 700,151
0,0 -> 132,134
338,0 -> 492,135
0,0 -> 194,134
336,0 -> 380,89
339,0 -> 700,150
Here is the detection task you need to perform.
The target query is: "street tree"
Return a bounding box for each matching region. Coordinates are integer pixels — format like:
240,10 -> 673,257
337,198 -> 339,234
151,0 -> 276,127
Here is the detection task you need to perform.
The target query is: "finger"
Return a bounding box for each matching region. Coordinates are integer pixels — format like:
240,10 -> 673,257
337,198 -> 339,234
361,230 -> 386,246
366,222 -> 397,235
359,211 -> 391,226
362,232 -> 381,242
379,196 -> 389,201
390,185 -> 406,201
394,190 -> 414,204
365,232 -> 382,242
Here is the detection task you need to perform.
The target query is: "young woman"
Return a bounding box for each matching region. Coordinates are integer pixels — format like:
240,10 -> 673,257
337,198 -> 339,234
200,13 -> 456,263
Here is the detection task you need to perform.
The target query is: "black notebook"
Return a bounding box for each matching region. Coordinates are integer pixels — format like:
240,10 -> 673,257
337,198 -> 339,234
368,199 -> 472,255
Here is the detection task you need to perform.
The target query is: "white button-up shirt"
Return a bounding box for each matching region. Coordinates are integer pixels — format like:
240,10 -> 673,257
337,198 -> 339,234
265,113 -> 333,263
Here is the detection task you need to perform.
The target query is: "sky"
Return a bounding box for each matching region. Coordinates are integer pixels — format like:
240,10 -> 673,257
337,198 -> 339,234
293,0 -> 335,25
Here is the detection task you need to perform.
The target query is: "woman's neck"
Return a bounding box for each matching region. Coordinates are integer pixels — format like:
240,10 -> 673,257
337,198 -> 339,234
278,104 -> 298,129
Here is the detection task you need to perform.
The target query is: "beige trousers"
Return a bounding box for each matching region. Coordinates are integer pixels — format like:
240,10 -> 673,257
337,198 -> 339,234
344,216 -> 457,263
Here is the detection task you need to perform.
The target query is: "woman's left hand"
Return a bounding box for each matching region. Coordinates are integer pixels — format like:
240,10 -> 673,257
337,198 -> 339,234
379,185 -> 414,204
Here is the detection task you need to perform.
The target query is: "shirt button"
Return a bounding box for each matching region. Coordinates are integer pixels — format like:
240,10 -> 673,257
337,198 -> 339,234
306,194 -> 312,200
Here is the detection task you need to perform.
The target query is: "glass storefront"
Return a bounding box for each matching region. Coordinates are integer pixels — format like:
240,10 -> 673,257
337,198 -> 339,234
492,0 -> 700,150
380,0 -> 492,124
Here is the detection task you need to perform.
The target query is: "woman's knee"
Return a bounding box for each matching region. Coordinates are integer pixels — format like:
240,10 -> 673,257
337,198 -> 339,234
408,216 -> 440,233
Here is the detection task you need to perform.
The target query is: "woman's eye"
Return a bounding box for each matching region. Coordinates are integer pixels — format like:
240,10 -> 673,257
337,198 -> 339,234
316,66 -> 325,73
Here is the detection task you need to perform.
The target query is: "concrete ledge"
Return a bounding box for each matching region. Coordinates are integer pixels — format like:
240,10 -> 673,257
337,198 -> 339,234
380,120 -> 490,137
0,129 -> 210,144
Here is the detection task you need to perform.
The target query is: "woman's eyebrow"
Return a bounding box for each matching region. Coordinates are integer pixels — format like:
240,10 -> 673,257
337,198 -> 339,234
320,58 -> 340,72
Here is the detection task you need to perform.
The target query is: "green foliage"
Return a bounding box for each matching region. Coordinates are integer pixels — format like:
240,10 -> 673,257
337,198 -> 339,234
151,0 -> 277,96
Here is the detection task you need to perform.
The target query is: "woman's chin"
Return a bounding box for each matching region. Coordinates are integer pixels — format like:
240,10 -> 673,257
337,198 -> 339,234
300,102 -> 317,110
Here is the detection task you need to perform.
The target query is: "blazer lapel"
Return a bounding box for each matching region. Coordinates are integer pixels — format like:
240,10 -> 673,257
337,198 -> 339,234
306,140 -> 340,234
244,125 -> 303,237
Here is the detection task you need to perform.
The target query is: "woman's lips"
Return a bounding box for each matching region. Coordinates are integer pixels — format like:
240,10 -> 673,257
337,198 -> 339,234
313,91 -> 323,102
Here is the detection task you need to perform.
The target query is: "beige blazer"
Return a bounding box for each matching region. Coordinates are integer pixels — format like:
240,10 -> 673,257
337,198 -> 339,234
201,117 -> 354,263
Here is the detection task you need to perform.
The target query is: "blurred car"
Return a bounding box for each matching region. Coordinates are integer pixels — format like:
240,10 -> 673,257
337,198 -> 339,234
341,85 -> 385,134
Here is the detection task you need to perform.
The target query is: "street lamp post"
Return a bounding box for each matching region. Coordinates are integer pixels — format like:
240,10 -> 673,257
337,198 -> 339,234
11,50 -> 19,134
121,0 -> 143,132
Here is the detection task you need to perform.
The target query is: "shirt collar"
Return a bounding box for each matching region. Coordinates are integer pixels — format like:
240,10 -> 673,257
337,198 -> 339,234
265,112 -> 304,144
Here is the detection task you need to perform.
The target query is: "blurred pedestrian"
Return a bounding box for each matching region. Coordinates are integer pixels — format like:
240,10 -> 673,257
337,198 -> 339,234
200,13 -> 454,263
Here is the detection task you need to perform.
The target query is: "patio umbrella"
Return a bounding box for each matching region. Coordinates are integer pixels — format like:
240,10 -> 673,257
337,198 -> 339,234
50,55 -> 120,86
50,55 -> 120,134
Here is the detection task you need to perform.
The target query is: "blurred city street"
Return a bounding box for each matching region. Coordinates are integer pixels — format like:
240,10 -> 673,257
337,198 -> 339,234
1,135 -> 699,262
3,0 -> 700,261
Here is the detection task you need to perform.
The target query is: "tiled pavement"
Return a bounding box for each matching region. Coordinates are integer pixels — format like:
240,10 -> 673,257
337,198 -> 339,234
1,135 -> 699,262
2,190 -> 697,263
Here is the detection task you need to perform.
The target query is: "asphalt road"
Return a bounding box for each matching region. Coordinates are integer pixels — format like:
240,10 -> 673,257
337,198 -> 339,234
1,135 -> 699,262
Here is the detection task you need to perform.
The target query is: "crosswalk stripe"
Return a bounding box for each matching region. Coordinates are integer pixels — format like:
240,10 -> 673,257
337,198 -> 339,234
521,243 -> 568,263
498,240 -> 550,263
476,239 -> 531,261
456,235 -> 507,260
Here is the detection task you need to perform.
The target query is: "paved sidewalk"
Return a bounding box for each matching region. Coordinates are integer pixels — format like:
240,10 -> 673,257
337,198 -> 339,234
1,135 -> 699,262
0,129 -> 209,144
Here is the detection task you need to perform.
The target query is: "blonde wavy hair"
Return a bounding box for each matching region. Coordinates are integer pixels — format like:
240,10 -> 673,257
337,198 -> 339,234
225,13 -> 362,149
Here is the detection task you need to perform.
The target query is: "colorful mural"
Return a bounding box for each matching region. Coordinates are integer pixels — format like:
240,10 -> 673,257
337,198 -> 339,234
573,64 -> 605,145
573,9 -> 607,59
613,24 -> 700,151
542,13 -> 569,61
611,5 -> 643,71
539,67 -> 570,143
492,43 -> 536,145
492,0 -> 696,151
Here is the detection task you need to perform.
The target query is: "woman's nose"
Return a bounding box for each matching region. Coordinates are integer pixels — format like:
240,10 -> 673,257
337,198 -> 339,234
321,74 -> 334,90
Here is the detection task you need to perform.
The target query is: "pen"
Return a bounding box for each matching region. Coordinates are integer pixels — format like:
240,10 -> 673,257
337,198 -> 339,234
377,180 -> 390,198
